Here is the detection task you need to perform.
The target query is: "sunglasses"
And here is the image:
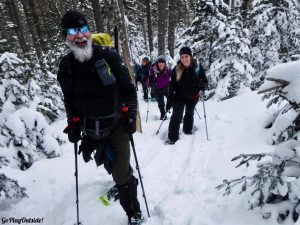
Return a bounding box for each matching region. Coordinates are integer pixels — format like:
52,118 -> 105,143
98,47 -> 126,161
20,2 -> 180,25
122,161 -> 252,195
66,25 -> 90,35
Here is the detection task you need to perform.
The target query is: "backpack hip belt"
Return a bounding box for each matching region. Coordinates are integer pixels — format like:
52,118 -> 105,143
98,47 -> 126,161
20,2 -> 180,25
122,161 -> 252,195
82,114 -> 120,139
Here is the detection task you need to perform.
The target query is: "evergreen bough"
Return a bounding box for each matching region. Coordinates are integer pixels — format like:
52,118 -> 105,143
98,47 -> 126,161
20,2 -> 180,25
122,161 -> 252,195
217,64 -> 300,223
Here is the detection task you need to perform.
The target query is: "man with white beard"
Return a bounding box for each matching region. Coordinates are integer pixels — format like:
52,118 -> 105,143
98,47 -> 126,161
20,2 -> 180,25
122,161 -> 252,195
57,10 -> 143,225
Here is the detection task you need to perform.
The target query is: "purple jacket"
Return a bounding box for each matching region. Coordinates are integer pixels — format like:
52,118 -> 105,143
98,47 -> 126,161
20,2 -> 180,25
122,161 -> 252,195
149,63 -> 171,90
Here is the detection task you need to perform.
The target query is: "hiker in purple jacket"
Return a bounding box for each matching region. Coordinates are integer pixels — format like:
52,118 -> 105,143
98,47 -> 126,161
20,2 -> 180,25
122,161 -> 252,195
149,56 -> 172,120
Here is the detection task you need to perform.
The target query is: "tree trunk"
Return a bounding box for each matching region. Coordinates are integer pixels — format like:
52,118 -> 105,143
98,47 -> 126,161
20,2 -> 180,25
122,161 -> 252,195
157,0 -> 167,56
188,0 -> 196,22
113,0 -> 142,132
36,0 -> 53,41
28,0 -> 47,52
0,9 -> 10,52
229,0 -> 236,14
106,0 -> 115,33
167,0 -> 177,58
142,18 -> 148,55
91,0 -> 104,32
20,0 -> 43,58
145,0 -> 153,55
103,0 -> 110,33
241,0 -> 251,18
6,0 -> 28,54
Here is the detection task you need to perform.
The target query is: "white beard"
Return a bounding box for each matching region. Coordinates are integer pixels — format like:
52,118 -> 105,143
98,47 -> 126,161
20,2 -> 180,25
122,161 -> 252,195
66,38 -> 93,63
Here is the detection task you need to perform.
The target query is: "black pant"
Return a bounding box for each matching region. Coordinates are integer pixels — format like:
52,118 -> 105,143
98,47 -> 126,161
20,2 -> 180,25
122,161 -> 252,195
135,76 -> 142,90
117,176 -> 141,217
168,98 -> 198,142
142,83 -> 148,100
156,87 -> 168,117
150,84 -> 156,99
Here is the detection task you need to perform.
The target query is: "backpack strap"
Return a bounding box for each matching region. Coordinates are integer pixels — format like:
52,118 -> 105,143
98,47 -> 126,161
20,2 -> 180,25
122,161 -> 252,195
95,46 -> 123,124
80,46 -> 122,138
175,65 -> 201,80
195,66 -> 200,77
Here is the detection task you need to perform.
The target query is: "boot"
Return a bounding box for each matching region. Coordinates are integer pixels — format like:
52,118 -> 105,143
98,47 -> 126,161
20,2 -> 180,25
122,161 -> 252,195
160,113 -> 167,120
128,212 -> 144,225
117,176 -> 142,221
159,106 -> 166,120
165,139 -> 176,145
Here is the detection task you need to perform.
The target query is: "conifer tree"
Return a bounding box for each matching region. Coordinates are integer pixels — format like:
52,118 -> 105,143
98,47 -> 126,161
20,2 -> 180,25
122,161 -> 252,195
217,61 -> 300,223
0,173 -> 27,200
123,0 -> 148,63
210,13 -> 254,100
249,0 -> 300,88
188,0 -> 227,69
0,52 -> 61,171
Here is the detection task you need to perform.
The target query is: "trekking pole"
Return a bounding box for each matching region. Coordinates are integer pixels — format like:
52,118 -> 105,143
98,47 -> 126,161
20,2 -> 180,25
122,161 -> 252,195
113,26 -> 119,52
129,134 -> 150,218
195,108 -> 201,120
155,113 -> 168,135
74,142 -> 82,225
201,91 -> 209,140
146,88 -> 150,123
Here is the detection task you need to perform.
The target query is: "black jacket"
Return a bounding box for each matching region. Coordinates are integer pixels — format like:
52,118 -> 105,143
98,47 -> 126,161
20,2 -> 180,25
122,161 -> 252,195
168,60 -> 208,102
141,63 -> 150,83
57,45 -> 137,122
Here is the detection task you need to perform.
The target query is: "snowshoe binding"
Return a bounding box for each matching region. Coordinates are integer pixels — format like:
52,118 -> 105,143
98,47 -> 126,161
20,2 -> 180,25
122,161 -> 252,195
128,212 -> 144,225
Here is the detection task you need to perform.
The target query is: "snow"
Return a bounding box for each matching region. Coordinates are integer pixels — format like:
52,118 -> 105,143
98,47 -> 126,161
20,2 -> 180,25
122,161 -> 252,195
0,89 -> 279,225
259,61 -> 300,104
0,52 -> 24,65
269,105 -> 299,144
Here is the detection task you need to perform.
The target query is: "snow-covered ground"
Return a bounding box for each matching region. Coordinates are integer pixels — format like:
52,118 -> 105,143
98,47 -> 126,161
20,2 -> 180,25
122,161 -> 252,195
1,88 -> 276,225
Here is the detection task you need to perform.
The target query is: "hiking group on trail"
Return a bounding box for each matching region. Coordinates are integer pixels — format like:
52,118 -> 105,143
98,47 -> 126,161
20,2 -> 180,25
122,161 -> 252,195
57,10 -> 207,225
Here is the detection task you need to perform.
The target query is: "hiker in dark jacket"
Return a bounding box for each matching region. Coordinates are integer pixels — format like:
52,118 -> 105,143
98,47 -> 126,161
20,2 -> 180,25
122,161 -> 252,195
149,56 -> 171,120
133,62 -> 142,90
166,46 -> 208,145
141,57 -> 151,101
57,10 -> 143,225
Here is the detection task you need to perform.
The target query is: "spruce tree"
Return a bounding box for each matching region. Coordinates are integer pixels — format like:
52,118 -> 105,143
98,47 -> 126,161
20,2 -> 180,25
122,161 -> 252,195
0,173 -> 27,200
217,61 -> 300,223
182,0 -> 227,69
0,52 -> 61,171
249,0 -> 300,89
123,0 -> 148,63
210,13 -> 254,100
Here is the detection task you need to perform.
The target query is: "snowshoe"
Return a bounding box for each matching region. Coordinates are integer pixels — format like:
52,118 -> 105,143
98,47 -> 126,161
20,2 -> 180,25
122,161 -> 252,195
106,184 -> 119,201
165,139 -> 175,145
99,185 -> 119,206
128,213 -> 144,225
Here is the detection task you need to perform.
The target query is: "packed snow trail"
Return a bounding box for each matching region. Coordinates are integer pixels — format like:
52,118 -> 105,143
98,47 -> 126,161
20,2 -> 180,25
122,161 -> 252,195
1,90 -> 275,225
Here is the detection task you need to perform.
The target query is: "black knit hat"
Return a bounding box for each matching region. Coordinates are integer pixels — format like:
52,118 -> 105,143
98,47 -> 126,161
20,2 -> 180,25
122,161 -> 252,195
179,46 -> 192,57
61,10 -> 88,30
142,57 -> 149,62
156,56 -> 166,63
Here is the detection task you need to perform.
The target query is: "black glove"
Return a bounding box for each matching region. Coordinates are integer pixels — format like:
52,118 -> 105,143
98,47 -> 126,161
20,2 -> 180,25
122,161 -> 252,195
78,136 -> 95,163
166,100 -> 172,112
125,118 -> 136,134
63,117 -> 81,143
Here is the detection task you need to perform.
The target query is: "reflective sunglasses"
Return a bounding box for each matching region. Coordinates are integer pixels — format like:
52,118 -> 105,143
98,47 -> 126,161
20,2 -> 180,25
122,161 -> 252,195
66,25 -> 90,35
